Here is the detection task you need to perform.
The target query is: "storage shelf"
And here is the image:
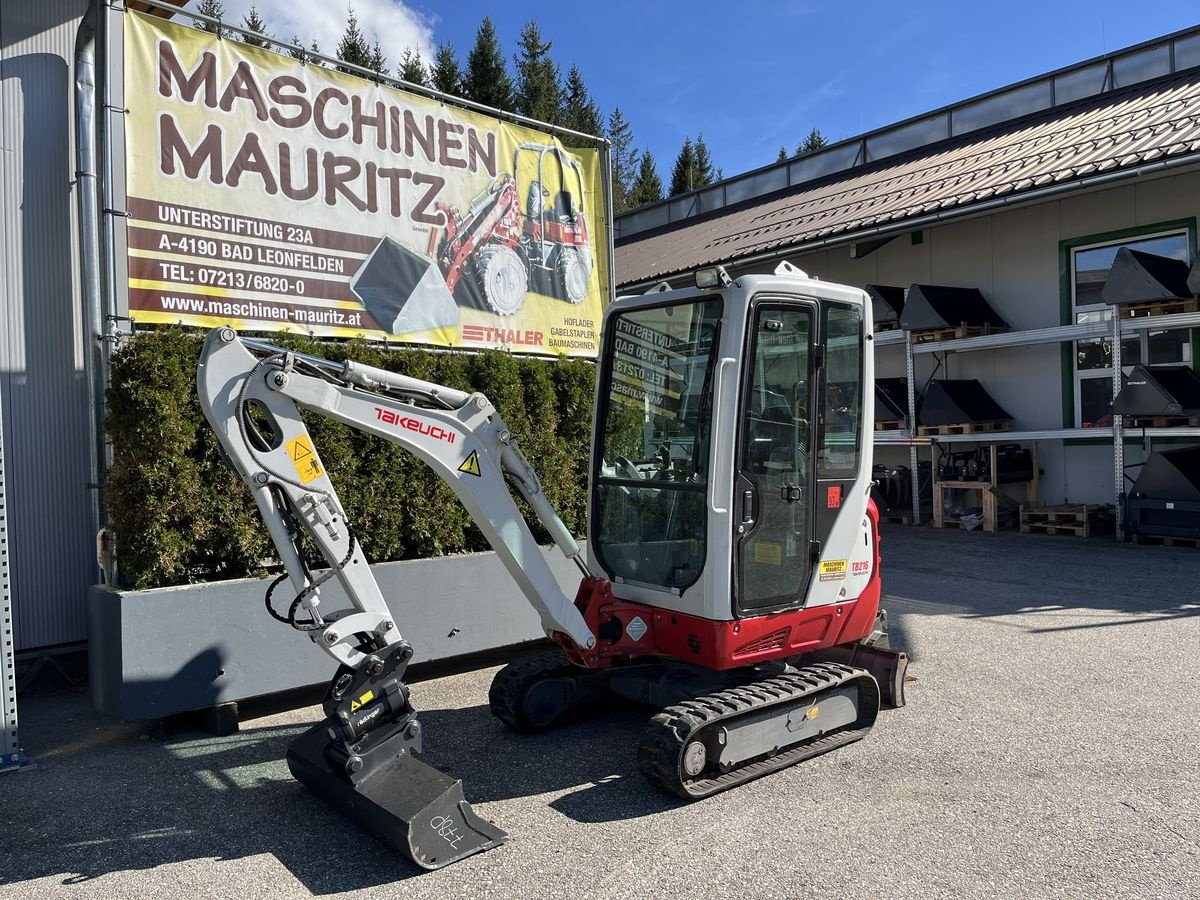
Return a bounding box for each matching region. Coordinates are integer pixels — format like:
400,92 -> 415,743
873,309 -> 1200,356
875,426 -> 1200,445
873,308 -> 1200,532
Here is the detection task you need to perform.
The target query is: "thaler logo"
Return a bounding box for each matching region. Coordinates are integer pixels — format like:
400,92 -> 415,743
374,407 -> 457,444
462,325 -> 544,346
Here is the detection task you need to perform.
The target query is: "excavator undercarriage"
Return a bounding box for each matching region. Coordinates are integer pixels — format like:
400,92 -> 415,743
490,629 -> 904,801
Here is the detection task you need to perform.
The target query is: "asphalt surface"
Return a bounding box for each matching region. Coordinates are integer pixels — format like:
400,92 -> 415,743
3,526 -> 1199,899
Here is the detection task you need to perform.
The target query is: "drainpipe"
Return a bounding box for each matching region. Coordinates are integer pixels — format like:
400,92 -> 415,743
74,0 -> 113,585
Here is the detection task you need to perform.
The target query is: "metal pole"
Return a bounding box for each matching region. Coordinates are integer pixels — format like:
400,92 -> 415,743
0,388 -> 31,773
1112,313 -> 1125,540
905,334 -> 920,523
76,2 -> 108,583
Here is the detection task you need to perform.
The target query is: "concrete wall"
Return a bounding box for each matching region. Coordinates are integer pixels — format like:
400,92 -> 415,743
1,0 -> 97,650
88,547 -> 572,721
731,168 -> 1200,506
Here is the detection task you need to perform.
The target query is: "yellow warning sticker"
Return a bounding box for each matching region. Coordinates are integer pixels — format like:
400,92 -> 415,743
819,559 -> 848,582
350,689 -> 375,713
457,450 -> 482,478
806,705 -> 820,720
754,542 -> 782,565
285,435 -> 324,484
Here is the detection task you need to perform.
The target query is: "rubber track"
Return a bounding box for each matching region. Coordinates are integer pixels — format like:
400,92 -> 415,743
637,662 -> 880,799
488,651 -> 575,732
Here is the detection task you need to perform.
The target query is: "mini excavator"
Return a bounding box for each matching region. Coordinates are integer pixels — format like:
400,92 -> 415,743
196,261 -> 908,870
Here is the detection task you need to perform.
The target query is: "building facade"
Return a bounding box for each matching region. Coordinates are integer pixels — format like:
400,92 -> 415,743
614,28 -> 1200,514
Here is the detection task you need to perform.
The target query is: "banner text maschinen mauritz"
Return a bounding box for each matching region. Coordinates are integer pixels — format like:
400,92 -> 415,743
155,40 -> 500,225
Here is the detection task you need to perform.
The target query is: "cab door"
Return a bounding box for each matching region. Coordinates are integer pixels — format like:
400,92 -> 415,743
733,301 -> 816,614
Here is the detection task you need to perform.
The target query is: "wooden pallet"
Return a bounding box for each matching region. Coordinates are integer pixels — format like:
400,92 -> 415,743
918,419 -> 1013,436
933,511 -> 1019,531
1119,298 -> 1199,319
1126,415 -> 1200,428
879,512 -> 915,525
875,321 -> 902,332
1132,533 -> 1200,549
875,419 -> 907,431
1020,504 -> 1115,538
911,323 -> 1009,343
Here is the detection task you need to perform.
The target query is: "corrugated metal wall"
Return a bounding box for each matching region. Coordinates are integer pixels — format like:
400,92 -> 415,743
0,0 -> 97,649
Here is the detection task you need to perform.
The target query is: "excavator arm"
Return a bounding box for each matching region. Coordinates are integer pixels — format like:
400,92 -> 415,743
195,326 -> 595,869
197,326 -> 596,662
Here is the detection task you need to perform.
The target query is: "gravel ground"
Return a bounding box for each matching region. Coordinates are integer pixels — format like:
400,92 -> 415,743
3,526 -> 1199,899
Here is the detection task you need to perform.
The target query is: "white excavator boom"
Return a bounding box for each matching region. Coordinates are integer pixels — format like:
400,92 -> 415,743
195,327 -> 597,669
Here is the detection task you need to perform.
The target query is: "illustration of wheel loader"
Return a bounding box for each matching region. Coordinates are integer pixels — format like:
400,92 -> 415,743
426,143 -> 594,316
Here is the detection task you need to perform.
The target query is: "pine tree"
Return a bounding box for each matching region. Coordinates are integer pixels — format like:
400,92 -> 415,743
430,42 -> 463,96
628,152 -> 664,207
288,33 -> 305,59
195,0 -> 228,37
336,9 -> 372,74
694,133 -> 717,186
777,146 -> 789,162
464,17 -> 514,112
240,3 -> 269,47
796,128 -> 828,154
607,107 -> 640,214
398,48 -> 428,86
561,65 -> 602,146
310,39 -> 324,66
669,137 -> 698,196
513,20 -> 561,124
369,40 -> 389,78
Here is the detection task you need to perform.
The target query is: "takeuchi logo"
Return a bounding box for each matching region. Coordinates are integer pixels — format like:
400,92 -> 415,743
373,407 -> 457,444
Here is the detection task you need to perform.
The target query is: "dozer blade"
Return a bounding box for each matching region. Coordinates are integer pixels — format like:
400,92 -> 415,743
286,722 -> 506,870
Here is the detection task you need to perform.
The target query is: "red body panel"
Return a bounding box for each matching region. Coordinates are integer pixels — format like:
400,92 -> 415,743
561,501 -> 884,671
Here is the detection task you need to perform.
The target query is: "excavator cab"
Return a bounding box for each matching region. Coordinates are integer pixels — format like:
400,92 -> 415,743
590,262 -> 872,628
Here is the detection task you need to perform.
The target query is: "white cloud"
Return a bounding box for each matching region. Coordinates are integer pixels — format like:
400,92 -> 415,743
202,0 -> 436,69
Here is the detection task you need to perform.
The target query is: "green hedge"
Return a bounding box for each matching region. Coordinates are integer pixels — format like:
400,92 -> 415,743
106,327 -> 596,589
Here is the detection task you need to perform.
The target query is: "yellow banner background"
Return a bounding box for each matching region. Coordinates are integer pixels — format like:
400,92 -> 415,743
123,11 -> 609,356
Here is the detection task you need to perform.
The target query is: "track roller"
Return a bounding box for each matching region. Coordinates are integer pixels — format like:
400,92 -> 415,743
637,663 -> 880,799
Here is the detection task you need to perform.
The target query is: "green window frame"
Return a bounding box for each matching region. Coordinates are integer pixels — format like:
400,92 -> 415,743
1058,218 -> 1198,433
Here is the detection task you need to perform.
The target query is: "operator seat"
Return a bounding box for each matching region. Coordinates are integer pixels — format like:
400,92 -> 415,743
554,190 -> 577,223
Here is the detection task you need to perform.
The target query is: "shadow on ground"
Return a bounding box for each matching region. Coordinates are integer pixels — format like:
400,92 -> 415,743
1,684 -> 680,894
877,524 -> 1200,647
6,527 -> 1183,893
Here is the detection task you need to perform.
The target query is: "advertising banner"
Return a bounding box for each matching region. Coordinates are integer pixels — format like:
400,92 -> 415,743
123,11 -> 609,356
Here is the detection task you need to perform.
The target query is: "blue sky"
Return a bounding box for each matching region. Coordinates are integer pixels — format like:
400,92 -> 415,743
219,1 -> 1198,182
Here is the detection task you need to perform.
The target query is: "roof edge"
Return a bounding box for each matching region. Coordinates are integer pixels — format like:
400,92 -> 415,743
616,151 -> 1200,290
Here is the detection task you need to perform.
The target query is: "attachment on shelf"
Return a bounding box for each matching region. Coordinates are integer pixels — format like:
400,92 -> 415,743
1113,365 -> 1200,420
1101,248 -> 1192,307
899,284 -> 1008,336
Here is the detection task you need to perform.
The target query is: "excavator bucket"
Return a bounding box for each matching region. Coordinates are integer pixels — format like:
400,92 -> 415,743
350,237 -> 460,335
286,722 -> 507,870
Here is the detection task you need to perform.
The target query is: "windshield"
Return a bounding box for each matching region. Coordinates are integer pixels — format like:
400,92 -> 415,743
593,298 -> 722,590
